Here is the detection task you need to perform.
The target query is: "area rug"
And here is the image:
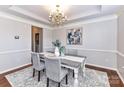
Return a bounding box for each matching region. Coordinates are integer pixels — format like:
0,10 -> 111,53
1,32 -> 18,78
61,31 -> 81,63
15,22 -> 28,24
5,67 -> 110,87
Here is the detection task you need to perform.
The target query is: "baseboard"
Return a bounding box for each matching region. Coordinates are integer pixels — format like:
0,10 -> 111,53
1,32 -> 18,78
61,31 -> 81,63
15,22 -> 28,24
117,51 -> 124,58
86,63 -> 117,71
0,63 -> 32,75
1,63 -> 116,75
116,70 -> 124,84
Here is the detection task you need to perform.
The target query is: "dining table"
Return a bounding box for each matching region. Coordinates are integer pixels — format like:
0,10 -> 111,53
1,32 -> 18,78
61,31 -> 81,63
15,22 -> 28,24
39,52 -> 86,87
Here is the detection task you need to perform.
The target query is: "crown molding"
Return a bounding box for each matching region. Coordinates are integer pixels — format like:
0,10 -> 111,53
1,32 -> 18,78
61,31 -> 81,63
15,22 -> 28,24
53,14 -> 118,29
0,11 -> 52,29
68,9 -> 101,21
9,6 -> 50,24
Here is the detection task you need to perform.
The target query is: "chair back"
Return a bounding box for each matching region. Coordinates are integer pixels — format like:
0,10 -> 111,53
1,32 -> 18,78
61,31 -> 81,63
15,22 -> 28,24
45,57 -> 61,82
31,52 -> 42,70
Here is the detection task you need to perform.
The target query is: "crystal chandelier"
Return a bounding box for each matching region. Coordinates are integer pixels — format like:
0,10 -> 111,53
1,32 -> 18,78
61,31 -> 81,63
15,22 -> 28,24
49,5 -> 67,25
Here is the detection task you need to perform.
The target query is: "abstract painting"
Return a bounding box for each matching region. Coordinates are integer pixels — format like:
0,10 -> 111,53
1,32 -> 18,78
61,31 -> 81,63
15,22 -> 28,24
67,27 -> 82,45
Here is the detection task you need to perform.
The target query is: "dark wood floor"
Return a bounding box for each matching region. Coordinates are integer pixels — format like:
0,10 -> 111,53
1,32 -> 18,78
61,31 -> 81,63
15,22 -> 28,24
0,64 -> 123,87
86,65 -> 124,87
0,74 -> 11,87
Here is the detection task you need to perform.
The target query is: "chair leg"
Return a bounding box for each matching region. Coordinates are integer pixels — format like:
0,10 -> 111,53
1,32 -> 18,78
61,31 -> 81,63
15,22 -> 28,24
43,69 -> 45,72
66,74 -> 68,85
33,69 -> 35,77
58,82 -> 60,87
38,71 -> 41,82
73,70 -> 74,78
47,78 -> 49,87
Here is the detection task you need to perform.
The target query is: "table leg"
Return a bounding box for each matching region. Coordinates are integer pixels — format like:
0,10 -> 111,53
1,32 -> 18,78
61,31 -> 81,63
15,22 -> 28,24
81,61 -> 86,77
74,69 -> 79,87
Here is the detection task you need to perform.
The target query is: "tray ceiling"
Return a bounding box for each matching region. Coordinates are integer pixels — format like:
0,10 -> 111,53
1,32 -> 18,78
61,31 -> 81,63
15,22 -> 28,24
0,5 -> 123,27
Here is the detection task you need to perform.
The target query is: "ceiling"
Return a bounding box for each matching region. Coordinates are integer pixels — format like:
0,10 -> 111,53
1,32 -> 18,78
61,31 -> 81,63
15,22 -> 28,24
0,5 -> 123,27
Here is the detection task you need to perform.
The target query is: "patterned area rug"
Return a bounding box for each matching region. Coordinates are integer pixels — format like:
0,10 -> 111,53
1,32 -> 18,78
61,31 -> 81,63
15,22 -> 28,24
5,67 -> 110,87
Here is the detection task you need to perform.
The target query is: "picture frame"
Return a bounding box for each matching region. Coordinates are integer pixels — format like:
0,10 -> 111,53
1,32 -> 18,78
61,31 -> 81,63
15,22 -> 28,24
66,27 -> 82,45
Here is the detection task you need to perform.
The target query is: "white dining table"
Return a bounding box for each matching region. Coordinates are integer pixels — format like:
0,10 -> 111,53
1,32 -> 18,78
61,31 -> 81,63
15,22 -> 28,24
39,52 -> 86,87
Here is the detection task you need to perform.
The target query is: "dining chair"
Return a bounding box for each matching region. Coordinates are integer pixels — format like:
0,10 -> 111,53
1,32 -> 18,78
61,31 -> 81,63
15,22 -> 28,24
45,57 -> 68,87
31,52 -> 45,82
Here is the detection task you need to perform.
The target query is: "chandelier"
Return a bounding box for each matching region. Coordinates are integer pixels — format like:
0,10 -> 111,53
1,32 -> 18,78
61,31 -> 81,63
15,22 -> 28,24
49,5 -> 67,25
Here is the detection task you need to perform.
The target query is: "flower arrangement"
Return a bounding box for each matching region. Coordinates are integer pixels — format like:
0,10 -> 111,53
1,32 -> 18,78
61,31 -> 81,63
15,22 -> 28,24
52,40 -> 61,47
52,40 -> 65,56
59,46 -> 65,56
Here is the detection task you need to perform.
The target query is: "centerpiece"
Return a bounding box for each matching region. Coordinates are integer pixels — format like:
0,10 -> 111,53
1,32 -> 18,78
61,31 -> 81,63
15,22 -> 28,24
52,40 -> 65,56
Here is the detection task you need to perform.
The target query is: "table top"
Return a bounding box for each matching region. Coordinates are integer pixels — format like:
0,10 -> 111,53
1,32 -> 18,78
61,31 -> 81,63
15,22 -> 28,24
39,52 -> 86,63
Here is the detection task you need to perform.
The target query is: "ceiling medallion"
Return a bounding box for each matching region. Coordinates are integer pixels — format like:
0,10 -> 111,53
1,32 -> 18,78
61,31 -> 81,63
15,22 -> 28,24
49,5 -> 67,25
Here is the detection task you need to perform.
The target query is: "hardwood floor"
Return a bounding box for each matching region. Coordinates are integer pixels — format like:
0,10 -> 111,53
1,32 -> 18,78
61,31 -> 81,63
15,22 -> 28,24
86,65 -> 124,87
0,64 -> 123,87
0,74 -> 11,87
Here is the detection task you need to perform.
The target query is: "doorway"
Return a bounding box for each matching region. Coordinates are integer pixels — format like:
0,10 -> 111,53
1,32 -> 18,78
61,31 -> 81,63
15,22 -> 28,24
32,26 -> 43,52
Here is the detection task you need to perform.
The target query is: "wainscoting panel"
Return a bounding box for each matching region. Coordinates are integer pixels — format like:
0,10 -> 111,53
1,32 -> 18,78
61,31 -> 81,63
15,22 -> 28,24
77,50 -> 117,70
117,54 -> 124,83
0,50 -> 31,73
65,49 -> 117,70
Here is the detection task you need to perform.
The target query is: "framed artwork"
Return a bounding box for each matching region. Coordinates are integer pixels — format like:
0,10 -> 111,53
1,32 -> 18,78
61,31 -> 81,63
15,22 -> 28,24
67,27 -> 82,45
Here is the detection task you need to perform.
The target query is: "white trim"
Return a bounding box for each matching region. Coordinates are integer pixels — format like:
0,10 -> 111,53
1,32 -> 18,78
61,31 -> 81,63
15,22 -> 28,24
86,63 -> 117,71
116,70 -> 124,83
66,47 -> 117,53
116,51 -> 124,83
9,6 -> 50,24
69,9 -> 100,21
117,51 -> 124,57
0,49 -> 31,55
54,14 -> 118,29
0,63 -> 31,74
44,47 -> 117,53
0,11 -> 52,29
5,75 -> 14,87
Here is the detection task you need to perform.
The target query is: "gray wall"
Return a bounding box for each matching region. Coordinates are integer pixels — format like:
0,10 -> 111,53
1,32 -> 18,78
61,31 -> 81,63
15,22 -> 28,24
43,28 -> 53,52
0,17 -> 31,73
53,18 -> 117,69
0,16 -> 53,73
117,12 -> 124,81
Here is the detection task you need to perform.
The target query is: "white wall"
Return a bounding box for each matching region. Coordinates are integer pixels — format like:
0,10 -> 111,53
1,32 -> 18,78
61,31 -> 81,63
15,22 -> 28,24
0,16 -> 54,73
0,14 -> 118,73
117,12 -> 124,82
43,28 -> 53,52
53,18 -> 117,69
0,17 -> 31,73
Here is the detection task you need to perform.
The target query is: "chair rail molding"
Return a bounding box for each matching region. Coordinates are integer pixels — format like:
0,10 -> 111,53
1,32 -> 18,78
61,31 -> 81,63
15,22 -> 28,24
66,48 -> 117,53
0,49 -> 31,55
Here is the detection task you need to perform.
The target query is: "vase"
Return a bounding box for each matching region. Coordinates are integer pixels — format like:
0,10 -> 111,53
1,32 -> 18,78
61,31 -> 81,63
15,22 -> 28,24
60,52 -> 65,56
55,47 -> 60,57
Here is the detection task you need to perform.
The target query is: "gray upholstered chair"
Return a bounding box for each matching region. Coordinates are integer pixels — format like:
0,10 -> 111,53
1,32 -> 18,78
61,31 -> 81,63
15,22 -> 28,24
31,52 -> 45,82
45,57 -> 68,87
